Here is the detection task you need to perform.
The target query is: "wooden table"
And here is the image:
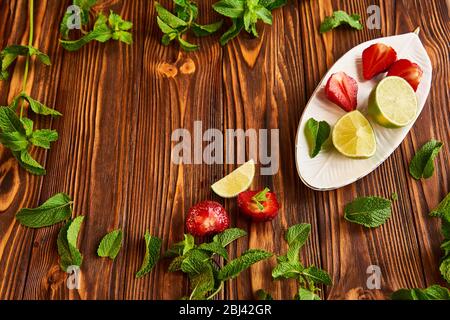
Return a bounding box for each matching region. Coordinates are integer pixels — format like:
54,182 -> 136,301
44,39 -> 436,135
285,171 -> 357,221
0,0 -> 449,300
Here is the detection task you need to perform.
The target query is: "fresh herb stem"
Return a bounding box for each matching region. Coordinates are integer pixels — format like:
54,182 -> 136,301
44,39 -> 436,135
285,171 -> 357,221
206,281 -> 224,300
20,0 -> 34,119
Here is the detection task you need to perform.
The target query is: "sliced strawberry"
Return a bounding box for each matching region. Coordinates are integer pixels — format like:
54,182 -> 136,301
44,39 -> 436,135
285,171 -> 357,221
362,43 -> 398,80
237,188 -> 280,222
325,72 -> 358,112
387,59 -> 423,91
185,201 -> 230,237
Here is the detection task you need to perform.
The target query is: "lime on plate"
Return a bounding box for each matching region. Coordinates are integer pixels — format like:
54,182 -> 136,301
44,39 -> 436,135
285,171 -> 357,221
211,159 -> 255,198
332,111 -> 377,158
368,76 -> 418,128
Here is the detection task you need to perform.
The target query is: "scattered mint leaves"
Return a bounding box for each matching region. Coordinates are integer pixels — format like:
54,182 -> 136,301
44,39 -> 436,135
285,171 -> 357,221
409,140 -> 443,180
167,228 -> 270,300
16,193 -> 73,228
97,229 -> 123,260
155,1 -> 223,51
304,118 -> 331,158
136,231 -> 162,278
344,196 -> 392,228
430,192 -> 450,218
0,45 -> 50,81
57,216 -> 84,272
263,224 -> 332,300
213,0 -> 287,45
60,11 -> 133,51
320,10 -> 363,33
392,285 -> 450,300
430,193 -> 450,284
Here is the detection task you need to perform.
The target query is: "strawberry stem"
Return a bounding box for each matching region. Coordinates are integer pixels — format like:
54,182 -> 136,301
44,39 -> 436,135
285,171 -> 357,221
252,187 -> 270,211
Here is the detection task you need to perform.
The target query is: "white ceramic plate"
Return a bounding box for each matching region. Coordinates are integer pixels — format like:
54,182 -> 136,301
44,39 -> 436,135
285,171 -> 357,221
295,32 -> 433,191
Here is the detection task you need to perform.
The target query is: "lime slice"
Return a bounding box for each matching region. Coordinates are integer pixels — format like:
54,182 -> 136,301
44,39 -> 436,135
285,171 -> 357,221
368,76 -> 418,128
332,111 -> 376,158
211,160 -> 255,198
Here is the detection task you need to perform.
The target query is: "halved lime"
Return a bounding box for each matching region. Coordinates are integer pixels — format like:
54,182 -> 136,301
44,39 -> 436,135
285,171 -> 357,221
211,160 -> 255,198
368,76 -> 418,128
332,111 -> 376,158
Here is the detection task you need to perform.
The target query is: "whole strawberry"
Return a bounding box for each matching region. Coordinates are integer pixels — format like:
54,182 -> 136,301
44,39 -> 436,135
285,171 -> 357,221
185,201 -> 230,236
238,188 -> 280,222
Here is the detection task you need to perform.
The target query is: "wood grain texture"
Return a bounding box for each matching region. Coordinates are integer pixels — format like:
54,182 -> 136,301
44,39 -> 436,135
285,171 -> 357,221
0,0 -> 449,300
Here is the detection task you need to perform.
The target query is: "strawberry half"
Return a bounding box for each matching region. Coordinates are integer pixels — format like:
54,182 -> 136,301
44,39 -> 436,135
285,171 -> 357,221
185,201 -> 230,237
387,59 -> 423,91
237,188 -> 280,222
362,43 -> 398,80
325,72 -> 358,112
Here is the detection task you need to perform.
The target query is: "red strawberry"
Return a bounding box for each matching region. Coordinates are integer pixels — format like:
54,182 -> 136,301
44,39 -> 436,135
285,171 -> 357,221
387,59 -> 423,91
325,72 -> 358,112
185,201 -> 230,237
362,43 -> 398,80
237,188 -> 280,222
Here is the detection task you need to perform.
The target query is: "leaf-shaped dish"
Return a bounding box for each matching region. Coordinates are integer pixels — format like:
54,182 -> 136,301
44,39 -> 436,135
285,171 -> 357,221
295,32 -> 432,191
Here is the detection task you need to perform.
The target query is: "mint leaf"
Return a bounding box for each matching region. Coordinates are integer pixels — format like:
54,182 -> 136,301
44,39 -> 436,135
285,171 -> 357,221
410,140 -> 443,180
212,0 -> 245,18
21,118 -> 33,136
12,93 -> 62,116
297,288 -> 321,300
177,35 -> 199,51
0,106 -> 26,134
155,2 -> 188,28
57,216 -> 84,272
430,193 -> 450,218
1,45 -> 50,80
392,285 -> 450,300
302,266 -> 332,285
13,150 -> 46,175
213,228 -> 247,247
304,118 -> 331,158
198,242 -> 229,260
191,21 -> 223,37
189,264 -> 215,300
218,249 -> 272,281
16,193 -> 73,228
181,249 -> 211,275
0,131 -> 28,151
320,10 -> 363,33
136,231 -> 161,278
440,257 -> 450,283
219,18 -> 244,46
165,234 -> 196,257
97,229 -> 123,259
285,223 -> 311,263
255,289 -> 273,300
29,129 -> 58,149
260,0 -> 287,10
272,261 -> 303,279
344,196 -> 392,228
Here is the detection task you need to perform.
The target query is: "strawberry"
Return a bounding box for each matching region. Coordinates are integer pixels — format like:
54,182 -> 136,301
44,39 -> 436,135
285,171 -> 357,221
237,188 -> 280,222
185,201 -> 230,237
325,72 -> 358,112
387,59 -> 423,91
362,43 -> 398,80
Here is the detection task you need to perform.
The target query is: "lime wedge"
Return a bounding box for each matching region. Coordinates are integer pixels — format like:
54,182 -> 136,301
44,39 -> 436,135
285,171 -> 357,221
368,76 -> 418,128
332,111 -> 376,158
211,160 -> 255,198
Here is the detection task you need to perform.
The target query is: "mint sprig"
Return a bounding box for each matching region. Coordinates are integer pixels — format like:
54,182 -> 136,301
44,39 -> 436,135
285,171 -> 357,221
304,118 -> 331,158
97,229 -> 123,260
0,45 -> 50,81
57,216 -> 84,272
430,193 -> 450,284
16,193 -> 73,228
155,1 -> 223,51
136,231 -> 162,278
320,10 -> 363,33
213,0 -> 286,45
409,140 -> 443,180
392,285 -> 450,300
344,196 -> 392,228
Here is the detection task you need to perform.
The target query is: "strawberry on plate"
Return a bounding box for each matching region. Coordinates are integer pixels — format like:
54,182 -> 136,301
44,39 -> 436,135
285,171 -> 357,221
325,72 -> 358,112
387,59 -> 423,91
237,188 -> 280,222
185,201 -> 230,237
362,43 -> 397,80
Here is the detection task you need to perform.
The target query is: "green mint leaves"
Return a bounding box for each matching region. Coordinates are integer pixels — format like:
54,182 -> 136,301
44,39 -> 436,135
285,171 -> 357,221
267,224 -> 332,300
344,196 -> 392,228
136,231 -> 162,278
97,229 -> 123,260
155,1 -> 223,51
213,0 -> 286,45
167,228 -> 270,300
409,140 -> 443,180
430,193 -> 450,218
430,193 -> 450,284
392,285 -> 450,300
16,193 -> 73,228
60,4 -> 133,51
320,10 -> 363,33
57,216 -> 84,272
0,45 -> 50,81
304,118 -> 331,158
